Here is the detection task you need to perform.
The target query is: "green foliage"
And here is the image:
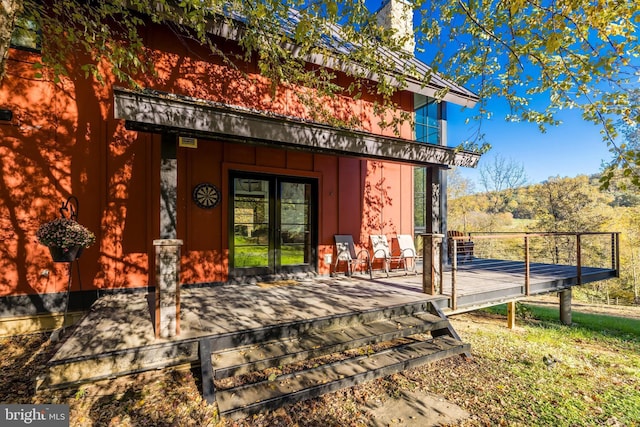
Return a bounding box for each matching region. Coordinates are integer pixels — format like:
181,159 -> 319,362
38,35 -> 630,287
233,236 -> 305,268
530,175 -> 614,232
601,89 -> 640,189
418,1 -> 639,165
451,174 -> 619,225
2,1 -> 638,169
485,303 -> 640,341
603,206 -> 640,304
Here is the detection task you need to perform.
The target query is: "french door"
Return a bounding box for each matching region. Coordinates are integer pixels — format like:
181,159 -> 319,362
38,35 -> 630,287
230,172 -> 317,277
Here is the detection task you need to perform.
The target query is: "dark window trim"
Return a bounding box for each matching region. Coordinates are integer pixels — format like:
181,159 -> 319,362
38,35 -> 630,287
228,170 -> 318,278
10,15 -> 42,53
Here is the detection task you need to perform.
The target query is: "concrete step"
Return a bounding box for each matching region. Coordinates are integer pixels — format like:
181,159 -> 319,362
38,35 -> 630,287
211,312 -> 449,379
215,335 -> 469,419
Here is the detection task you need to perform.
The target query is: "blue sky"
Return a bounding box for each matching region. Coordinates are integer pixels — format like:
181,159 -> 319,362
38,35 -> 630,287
363,0 -> 614,187
447,99 -> 613,187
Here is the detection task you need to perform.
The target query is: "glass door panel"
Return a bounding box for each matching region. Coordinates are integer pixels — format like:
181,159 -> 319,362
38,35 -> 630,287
231,173 -> 317,277
233,178 -> 270,269
279,182 -> 311,267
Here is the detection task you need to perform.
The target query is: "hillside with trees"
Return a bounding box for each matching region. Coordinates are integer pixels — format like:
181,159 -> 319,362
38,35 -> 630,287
448,167 -> 640,306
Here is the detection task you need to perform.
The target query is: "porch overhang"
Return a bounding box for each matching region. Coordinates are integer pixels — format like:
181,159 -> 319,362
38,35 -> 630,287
113,88 -> 480,168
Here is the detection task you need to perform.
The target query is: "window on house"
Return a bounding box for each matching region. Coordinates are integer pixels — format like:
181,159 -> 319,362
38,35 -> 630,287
414,94 -> 442,235
414,166 -> 426,235
414,94 -> 440,145
10,15 -> 41,52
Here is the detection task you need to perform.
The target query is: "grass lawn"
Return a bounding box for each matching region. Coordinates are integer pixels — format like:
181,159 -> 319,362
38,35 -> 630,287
486,302 -> 640,338
432,306 -> 640,426
1,302 -> 638,426
234,236 -> 305,267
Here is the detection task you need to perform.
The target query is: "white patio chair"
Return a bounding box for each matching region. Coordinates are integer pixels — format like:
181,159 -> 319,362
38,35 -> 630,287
395,234 -> 419,274
333,235 -> 372,279
370,234 -> 407,277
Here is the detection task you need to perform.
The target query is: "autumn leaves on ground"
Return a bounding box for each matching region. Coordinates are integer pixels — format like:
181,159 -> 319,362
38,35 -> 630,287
2,301 -> 639,427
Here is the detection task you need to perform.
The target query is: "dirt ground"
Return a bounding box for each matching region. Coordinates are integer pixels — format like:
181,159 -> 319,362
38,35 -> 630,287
366,390 -> 469,426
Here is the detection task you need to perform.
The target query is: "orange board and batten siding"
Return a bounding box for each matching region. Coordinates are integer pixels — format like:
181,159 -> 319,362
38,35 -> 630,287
179,145 -> 416,284
0,22 -> 417,305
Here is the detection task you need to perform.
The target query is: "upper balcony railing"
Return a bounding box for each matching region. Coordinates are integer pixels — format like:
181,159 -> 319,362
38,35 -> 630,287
420,232 -> 620,311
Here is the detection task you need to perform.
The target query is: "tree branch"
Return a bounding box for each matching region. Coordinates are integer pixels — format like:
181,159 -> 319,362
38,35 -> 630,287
457,0 -> 524,71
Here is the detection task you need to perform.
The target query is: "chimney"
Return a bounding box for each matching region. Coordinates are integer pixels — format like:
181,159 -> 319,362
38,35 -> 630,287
375,0 -> 416,54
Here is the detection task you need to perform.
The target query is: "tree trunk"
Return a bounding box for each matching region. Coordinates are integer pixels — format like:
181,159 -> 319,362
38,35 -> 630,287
0,0 -> 24,82
632,253 -> 639,304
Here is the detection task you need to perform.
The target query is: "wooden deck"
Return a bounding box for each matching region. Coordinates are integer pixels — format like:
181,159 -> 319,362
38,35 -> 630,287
435,231 -> 620,312
42,257 -> 615,382
45,257 -> 617,365
37,256 -> 617,417
381,257 -> 618,313
40,276 -> 468,417
40,277 -> 447,389
443,258 -> 617,312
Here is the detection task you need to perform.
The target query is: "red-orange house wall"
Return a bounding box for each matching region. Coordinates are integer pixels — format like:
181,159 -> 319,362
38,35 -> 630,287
0,22 -> 417,303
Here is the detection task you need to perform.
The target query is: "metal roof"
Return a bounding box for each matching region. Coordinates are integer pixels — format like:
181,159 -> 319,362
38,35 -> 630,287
207,7 -> 479,107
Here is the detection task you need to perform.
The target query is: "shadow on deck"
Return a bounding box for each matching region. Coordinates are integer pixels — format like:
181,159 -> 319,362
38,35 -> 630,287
38,249 -> 617,418
38,277 -> 466,419
437,258 -> 617,313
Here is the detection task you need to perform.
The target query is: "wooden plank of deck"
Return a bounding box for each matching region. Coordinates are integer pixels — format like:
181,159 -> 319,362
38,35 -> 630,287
378,258 -> 616,313
437,259 -> 616,311
47,278 -> 444,371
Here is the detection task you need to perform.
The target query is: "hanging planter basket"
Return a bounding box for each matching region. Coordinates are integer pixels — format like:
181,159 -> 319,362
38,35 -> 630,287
37,217 -> 95,263
48,245 -> 84,263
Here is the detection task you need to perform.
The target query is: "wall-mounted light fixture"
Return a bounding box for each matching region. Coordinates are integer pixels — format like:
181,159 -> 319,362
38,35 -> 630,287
0,109 -> 13,121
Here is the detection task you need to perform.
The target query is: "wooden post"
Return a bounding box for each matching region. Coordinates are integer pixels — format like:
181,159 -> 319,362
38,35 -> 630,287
614,233 -> 620,277
154,239 -> 183,338
434,235 -> 442,294
507,301 -> 517,329
421,234 -> 443,295
524,235 -> 530,296
199,339 -> 216,404
559,289 -> 572,325
160,135 -> 178,239
422,234 -> 434,294
576,234 -> 582,286
451,239 -> 457,311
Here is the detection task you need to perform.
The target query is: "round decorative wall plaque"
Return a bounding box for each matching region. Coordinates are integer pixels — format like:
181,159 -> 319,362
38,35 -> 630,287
192,183 -> 220,209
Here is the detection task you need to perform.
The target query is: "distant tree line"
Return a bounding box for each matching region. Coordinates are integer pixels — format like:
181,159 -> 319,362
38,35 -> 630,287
448,167 -> 640,306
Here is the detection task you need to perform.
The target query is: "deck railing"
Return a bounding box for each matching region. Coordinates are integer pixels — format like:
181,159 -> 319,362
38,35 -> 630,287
420,232 -> 620,310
